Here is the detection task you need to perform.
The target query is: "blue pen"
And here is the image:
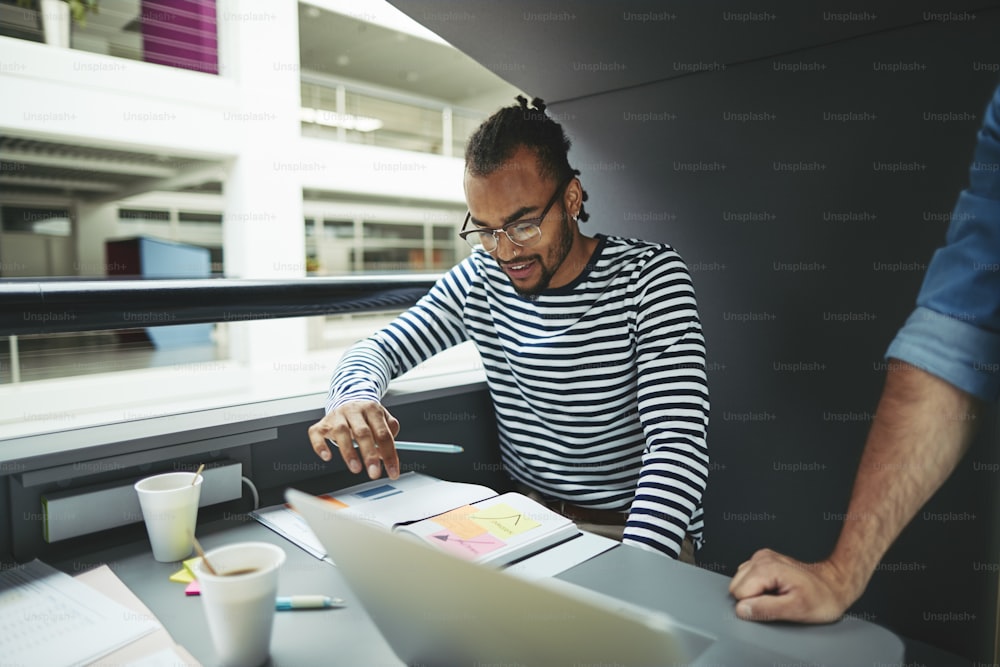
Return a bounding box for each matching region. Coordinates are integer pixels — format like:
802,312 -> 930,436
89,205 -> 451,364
393,441 -> 464,454
352,440 -> 464,454
276,595 -> 346,610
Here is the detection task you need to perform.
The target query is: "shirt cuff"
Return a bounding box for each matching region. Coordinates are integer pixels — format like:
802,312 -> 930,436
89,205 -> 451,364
885,306 -> 1000,401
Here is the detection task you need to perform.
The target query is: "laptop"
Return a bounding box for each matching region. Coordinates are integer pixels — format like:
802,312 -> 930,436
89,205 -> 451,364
286,487 -> 714,667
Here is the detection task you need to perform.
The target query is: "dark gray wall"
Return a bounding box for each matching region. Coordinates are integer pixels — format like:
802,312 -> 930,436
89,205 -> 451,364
393,1 -> 1000,661
555,17 -> 1000,662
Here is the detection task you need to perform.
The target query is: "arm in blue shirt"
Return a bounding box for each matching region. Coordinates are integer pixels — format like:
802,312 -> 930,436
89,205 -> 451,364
886,84 -> 1000,401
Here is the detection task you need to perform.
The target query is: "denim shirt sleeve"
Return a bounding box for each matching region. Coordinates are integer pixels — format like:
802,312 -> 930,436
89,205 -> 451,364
885,84 -> 1000,402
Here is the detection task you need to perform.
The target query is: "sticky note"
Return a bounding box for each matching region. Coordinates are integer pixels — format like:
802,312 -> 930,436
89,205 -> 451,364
430,505 -> 486,539
427,529 -> 504,559
470,503 -> 540,538
183,556 -> 202,579
168,556 -> 202,584
169,568 -> 193,584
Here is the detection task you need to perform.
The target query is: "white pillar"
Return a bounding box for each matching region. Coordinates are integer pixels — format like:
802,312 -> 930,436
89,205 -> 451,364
75,201 -> 119,276
442,106 -> 453,157
217,0 -> 307,367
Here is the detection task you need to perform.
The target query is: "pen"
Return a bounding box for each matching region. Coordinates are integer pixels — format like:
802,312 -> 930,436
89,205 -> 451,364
352,440 -> 464,454
276,595 -> 346,610
393,441 -> 464,454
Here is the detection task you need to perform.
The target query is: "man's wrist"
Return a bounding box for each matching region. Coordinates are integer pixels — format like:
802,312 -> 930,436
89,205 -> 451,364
823,551 -> 875,610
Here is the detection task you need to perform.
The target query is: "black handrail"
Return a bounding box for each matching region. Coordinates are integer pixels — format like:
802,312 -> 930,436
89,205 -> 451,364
0,276 -> 439,336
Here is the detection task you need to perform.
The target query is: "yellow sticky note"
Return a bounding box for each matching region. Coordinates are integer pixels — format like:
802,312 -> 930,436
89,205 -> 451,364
470,503 -> 541,539
168,556 -> 202,584
169,567 -> 193,584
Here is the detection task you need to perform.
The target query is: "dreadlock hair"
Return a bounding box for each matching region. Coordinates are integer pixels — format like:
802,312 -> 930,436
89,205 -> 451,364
465,95 -> 590,222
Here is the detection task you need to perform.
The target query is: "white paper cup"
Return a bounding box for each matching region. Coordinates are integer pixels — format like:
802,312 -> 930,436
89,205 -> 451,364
134,471 -> 203,562
194,542 -> 287,667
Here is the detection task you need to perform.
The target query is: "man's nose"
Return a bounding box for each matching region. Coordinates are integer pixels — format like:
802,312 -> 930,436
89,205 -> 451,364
494,232 -> 519,261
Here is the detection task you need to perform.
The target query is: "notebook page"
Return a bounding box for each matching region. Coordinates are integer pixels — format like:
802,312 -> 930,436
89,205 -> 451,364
0,559 -> 158,667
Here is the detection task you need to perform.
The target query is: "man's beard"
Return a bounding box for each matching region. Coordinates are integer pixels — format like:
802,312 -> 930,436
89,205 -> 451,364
505,214 -> 573,298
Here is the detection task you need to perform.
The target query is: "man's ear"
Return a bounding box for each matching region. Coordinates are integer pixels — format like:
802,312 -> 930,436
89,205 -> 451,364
565,177 -> 583,217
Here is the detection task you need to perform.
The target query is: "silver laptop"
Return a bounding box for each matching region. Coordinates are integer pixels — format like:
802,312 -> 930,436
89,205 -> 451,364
286,487 -> 714,667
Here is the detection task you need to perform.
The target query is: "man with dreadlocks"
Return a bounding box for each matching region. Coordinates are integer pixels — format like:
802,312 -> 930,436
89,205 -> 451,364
308,97 -> 709,561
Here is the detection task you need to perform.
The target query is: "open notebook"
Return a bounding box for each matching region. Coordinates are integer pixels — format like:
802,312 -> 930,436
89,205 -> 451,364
252,472 -> 581,567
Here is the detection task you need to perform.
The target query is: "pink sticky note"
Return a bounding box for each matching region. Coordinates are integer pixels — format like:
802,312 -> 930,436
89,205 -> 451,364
427,529 -> 504,559
185,580 -> 201,596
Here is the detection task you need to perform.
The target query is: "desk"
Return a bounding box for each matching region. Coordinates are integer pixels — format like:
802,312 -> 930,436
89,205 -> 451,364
59,515 -> 904,666
560,546 -> 905,666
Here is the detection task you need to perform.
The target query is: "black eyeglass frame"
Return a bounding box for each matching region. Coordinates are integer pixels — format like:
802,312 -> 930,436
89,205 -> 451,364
458,177 -> 572,252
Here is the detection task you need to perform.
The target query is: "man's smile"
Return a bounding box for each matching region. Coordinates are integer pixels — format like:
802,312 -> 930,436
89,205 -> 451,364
501,258 -> 537,280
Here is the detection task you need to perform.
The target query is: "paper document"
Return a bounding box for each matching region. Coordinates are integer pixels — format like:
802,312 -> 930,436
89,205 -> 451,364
75,565 -> 201,666
0,559 -> 159,667
503,531 -> 618,579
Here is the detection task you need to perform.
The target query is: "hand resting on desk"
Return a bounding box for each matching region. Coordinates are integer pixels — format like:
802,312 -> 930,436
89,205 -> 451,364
728,548 -> 855,623
308,399 -> 401,480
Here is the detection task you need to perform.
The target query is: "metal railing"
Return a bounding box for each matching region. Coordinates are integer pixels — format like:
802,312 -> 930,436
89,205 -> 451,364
0,275 -> 437,336
300,70 -> 487,157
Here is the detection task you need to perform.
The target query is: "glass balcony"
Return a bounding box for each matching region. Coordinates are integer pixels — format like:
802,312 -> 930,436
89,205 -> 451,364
300,75 -> 487,157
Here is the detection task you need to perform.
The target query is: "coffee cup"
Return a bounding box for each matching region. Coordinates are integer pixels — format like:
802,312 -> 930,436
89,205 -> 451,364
134,471 -> 203,562
194,542 -> 287,667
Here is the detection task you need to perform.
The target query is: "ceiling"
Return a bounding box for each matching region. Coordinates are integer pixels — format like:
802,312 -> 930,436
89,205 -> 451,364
297,2 -> 517,108
0,0 -> 515,206
7,1 -> 1000,206
389,0 -> 1000,104
0,136 -> 223,204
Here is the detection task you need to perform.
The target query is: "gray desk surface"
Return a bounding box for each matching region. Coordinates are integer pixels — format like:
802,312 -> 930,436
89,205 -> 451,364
559,545 -> 906,667
58,515 -> 904,667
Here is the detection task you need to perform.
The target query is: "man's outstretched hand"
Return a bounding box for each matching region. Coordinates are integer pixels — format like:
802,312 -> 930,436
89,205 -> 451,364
308,400 -> 401,479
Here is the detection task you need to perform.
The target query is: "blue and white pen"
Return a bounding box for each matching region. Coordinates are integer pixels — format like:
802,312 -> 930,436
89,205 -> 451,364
351,440 -> 464,454
392,441 -> 464,454
276,595 -> 346,610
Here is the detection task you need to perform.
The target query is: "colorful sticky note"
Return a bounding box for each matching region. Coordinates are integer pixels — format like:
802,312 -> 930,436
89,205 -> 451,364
470,503 -> 541,538
183,556 -> 202,579
168,556 -> 202,584
318,494 -> 349,509
168,569 -> 192,584
185,580 -> 200,596
430,505 -> 487,540
427,529 -> 505,559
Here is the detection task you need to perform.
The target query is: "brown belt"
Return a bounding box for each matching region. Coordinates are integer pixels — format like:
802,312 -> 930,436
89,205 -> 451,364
515,483 -> 628,526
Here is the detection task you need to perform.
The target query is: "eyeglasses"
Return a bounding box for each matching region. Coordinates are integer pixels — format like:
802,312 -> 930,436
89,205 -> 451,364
458,178 -> 570,252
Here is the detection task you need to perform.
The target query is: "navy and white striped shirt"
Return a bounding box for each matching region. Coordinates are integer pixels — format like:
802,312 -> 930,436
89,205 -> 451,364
328,234 -> 710,558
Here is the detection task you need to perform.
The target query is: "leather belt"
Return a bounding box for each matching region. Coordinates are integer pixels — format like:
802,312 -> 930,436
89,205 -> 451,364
548,499 -> 628,526
515,483 -> 628,526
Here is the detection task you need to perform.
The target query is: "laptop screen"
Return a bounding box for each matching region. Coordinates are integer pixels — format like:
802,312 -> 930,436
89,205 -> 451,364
287,488 -> 712,666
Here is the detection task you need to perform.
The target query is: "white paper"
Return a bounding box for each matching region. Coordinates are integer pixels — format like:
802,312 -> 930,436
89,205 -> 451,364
74,565 -> 201,666
252,506 -> 328,560
0,559 -> 158,667
120,647 -> 200,667
503,531 -> 619,580
333,473 -> 496,528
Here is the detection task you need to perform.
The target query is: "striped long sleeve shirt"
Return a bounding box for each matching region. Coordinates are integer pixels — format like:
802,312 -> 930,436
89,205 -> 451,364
327,234 -> 710,558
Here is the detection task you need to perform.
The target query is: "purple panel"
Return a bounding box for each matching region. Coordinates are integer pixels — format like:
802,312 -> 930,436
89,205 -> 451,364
141,0 -> 218,74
